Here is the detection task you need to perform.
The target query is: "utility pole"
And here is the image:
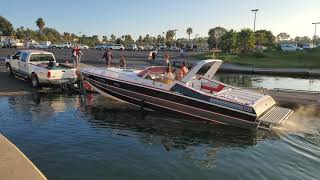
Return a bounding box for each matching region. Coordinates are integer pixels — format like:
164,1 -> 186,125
312,22 -> 320,47
78,32 -> 82,44
251,9 -> 259,31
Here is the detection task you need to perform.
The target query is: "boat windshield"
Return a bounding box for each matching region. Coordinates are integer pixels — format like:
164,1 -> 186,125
138,67 -> 177,84
181,60 -> 222,83
137,67 -> 167,77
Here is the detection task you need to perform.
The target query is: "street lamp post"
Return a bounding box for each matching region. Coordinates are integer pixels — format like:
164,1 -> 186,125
251,9 -> 259,31
312,22 -> 320,47
162,32 -> 165,43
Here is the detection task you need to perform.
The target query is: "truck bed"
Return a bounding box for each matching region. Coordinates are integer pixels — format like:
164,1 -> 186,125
35,63 -> 74,70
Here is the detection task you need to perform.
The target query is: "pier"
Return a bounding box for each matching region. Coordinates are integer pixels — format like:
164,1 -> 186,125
0,134 -> 47,180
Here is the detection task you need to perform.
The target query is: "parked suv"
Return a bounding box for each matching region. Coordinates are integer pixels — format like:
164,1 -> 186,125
127,44 -> 137,51
109,44 -> 124,50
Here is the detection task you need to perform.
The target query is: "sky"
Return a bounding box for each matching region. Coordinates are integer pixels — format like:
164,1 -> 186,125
1,0 -> 320,39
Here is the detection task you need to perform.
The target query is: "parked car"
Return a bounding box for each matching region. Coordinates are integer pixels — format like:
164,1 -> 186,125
109,44 -> 124,50
168,46 -> 179,51
30,41 -> 51,49
78,44 -> 89,49
94,44 -> 103,50
280,44 -> 302,51
5,50 -> 77,88
302,44 -> 315,49
29,43 -> 39,49
95,44 -> 111,50
8,40 -> 24,48
255,45 -> 267,51
138,46 -> 145,51
185,44 -> 194,51
126,44 -> 137,51
144,45 -> 155,51
158,44 -> 167,50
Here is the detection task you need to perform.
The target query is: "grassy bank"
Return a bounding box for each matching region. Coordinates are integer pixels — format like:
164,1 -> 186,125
194,48 -> 320,69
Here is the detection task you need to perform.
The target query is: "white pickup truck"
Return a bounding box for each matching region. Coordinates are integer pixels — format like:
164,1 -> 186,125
5,50 -> 77,88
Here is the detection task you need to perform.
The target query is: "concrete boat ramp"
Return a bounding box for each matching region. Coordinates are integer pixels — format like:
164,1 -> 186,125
0,134 -> 47,180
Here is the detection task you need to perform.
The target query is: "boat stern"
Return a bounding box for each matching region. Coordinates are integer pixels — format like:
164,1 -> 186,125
257,106 -> 293,130
251,94 -> 293,130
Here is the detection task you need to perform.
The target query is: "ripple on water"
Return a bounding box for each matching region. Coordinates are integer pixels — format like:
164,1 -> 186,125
0,94 -> 320,180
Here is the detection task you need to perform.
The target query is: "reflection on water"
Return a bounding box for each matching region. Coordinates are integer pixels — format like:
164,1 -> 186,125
215,73 -> 320,92
1,94 -> 320,180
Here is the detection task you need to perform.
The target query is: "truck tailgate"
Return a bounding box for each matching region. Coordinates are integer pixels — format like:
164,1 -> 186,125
48,69 -> 76,80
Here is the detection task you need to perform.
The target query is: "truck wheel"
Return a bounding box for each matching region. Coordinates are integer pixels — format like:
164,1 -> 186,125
6,63 -> 13,76
31,73 -> 40,88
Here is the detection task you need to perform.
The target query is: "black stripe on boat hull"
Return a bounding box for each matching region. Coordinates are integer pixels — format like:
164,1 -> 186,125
85,76 -> 258,129
170,83 -> 254,113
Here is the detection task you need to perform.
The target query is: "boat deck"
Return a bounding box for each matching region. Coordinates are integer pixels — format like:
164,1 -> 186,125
214,88 -> 265,106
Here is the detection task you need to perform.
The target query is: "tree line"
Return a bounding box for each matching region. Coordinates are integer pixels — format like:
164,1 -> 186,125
0,16 -> 318,52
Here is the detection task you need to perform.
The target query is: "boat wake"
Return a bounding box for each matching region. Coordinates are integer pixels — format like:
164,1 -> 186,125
275,105 -> 320,134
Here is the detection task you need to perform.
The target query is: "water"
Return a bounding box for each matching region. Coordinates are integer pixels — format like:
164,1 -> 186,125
215,73 -> 320,92
0,94 -> 320,180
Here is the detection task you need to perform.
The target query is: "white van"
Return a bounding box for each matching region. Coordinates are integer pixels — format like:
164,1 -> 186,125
280,44 -> 302,51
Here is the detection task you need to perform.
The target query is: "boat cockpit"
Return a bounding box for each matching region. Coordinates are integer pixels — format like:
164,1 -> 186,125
137,66 -> 179,84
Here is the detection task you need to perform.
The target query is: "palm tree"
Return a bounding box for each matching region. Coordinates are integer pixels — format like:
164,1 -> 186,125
186,27 -> 193,41
110,34 -> 116,43
36,18 -> 45,34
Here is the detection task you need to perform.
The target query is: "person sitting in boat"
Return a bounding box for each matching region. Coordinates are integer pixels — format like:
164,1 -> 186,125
119,55 -> 127,68
176,61 -> 189,80
162,66 -> 175,84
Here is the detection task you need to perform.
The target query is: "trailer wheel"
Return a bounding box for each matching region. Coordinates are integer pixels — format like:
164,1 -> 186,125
31,73 -> 40,88
6,63 -> 13,76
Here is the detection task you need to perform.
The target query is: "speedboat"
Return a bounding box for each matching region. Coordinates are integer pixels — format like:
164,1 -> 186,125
80,60 -> 293,130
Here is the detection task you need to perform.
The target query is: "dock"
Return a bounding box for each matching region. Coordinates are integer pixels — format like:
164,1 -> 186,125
0,134 -> 47,180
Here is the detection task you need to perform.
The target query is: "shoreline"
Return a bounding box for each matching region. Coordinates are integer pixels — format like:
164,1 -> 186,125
170,60 -> 320,78
0,134 -> 47,180
1,48 -> 320,78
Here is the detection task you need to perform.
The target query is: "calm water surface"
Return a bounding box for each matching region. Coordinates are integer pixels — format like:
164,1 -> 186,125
215,73 -> 320,92
0,94 -> 319,180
